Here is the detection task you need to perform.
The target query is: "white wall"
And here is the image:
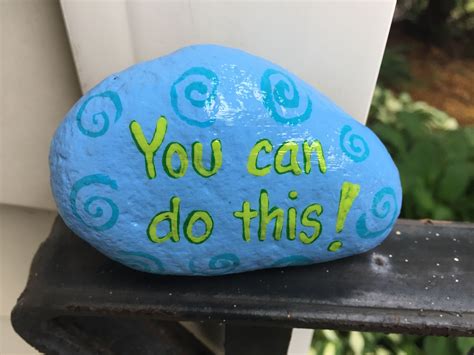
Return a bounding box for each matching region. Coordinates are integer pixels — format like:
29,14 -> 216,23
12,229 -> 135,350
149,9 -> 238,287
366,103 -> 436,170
62,0 -> 396,125
1,0 -> 81,211
0,0 -> 81,352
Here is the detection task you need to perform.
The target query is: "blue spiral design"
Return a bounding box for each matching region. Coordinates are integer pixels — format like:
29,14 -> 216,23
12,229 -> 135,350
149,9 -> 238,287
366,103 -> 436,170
116,251 -> 165,273
76,91 -> 122,137
260,69 -> 312,125
356,187 -> 398,239
70,174 -> 119,231
339,125 -> 370,162
271,255 -> 313,268
189,253 -> 240,275
170,67 -> 219,127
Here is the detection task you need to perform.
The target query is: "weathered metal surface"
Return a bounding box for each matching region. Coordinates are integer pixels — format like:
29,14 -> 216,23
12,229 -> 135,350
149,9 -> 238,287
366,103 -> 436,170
225,325 -> 292,355
11,217 -> 474,353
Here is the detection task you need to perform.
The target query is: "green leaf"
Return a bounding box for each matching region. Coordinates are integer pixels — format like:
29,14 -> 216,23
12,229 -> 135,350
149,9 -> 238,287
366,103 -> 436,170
321,329 -> 339,342
437,162 -> 471,204
456,337 -> 474,354
432,204 -> 455,220
371,122 -> 407,155
406,141 -> 442,185
375,347 -> 391,355
411,178 -> 437,215
387,333 -> 402,344
396,111 -> 430,141
368,87 -> 473,222
348,332 -> 364,355
398,342 -> 423,355
423,337 -> 459,355
442,130 -> 471,163
378,47 -> 411,87
322,342 -> 337,355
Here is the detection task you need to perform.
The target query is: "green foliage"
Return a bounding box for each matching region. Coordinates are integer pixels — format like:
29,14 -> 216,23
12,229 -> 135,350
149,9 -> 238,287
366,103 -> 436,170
396,0 -> 474,54
368,87 -> 474,222
377,48 -> 412,88
310,330 -> 474,355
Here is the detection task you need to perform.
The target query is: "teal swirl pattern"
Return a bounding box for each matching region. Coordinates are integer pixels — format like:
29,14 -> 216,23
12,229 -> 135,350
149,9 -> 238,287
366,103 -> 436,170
260,69 -> 312,125
70,174 -> 119,231
116,251 -> 165,273
76,91 -> 122,137
271,255 -> 313,268
189,253 -> 240,275
170,67 -> 219,127
356,187 -> 398,239
339,125 -> 370,162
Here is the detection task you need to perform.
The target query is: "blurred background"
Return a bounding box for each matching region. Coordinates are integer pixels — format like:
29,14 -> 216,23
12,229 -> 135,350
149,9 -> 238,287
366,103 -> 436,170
313,0 -> 474,354
1,0 -> 473,354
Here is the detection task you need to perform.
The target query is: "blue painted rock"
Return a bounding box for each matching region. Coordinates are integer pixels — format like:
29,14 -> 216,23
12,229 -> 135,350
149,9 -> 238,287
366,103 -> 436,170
50,44 -> 402,276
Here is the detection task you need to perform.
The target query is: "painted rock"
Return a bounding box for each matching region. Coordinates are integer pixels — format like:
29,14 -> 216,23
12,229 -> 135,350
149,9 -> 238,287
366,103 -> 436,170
50,44 -> 402,276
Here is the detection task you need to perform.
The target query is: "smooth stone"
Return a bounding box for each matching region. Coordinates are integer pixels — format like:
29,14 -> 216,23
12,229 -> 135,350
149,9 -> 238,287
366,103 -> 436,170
50,44 -> 402,276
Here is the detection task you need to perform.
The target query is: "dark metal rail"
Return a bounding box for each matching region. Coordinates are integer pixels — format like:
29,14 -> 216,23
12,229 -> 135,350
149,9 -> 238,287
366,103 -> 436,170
11,217 -> 474,354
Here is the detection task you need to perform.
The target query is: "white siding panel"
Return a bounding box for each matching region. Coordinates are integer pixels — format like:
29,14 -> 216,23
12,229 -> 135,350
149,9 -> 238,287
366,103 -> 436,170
61,0 -> 395,124
1,0 -> 81,211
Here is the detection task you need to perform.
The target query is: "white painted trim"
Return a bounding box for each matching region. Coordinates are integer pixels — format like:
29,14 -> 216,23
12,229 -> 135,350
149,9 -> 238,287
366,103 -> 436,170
60,0 -> 396,123
288,328 -> 316,355
60,0 -> 136,93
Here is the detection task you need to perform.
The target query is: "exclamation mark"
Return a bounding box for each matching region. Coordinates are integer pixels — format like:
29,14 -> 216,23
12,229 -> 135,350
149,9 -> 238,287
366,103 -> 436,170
328,181 -> 360,252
